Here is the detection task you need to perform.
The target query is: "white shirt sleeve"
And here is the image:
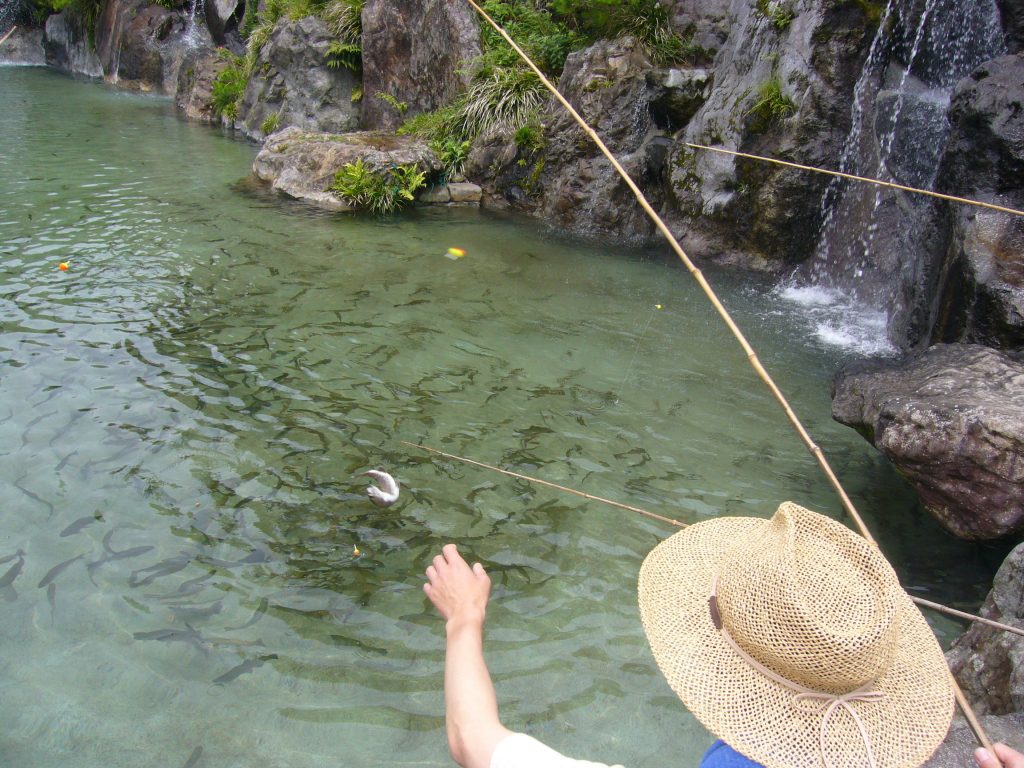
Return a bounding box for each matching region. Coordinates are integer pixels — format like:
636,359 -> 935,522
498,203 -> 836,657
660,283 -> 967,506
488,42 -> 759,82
490,732 -> 625,768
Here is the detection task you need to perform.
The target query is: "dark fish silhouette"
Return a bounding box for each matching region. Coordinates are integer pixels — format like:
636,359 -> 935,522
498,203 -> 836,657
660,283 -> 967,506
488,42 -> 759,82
60,516 -> 98,537
0,550 -> 25,588
212,654 -> 277,685
38,554 -> 84,588
182,746 -> 203,768
226,597 -> 268,631
129,555 -> 192,588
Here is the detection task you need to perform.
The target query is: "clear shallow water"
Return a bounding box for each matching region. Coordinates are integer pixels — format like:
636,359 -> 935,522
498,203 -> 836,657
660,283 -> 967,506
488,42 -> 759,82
0,67 -> 1009,768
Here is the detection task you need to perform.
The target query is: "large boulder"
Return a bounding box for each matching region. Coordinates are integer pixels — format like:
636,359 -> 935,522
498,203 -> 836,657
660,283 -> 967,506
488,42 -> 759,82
932,53 -> 1024,349
44,9 -> 103,78
945,542 -> 1024,715
238,17 -> 360,141
251,127 -> 443,210
204,0 -> 242,42
95,0 -> 190,93
0,26 -> 46,65
532,36 -> 662,242
665,0 -> 731,60
360,0 -> 482,131
176,47 -> 228,123
831,343 -> 1024,540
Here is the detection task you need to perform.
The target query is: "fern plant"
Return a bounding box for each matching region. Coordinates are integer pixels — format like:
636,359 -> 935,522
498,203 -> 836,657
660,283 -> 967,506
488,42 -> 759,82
326,41 -> 361,72
211,52 -> 248,120
330,160 -> 426,214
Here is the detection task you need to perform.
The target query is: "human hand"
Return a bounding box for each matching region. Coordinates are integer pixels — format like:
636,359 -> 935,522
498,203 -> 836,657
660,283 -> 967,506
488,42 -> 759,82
424,544 -> 491,632
975,744 -> 1024,768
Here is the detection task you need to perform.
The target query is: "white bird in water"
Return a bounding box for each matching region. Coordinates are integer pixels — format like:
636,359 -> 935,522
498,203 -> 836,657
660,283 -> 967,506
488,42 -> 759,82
363,470 -> 400,507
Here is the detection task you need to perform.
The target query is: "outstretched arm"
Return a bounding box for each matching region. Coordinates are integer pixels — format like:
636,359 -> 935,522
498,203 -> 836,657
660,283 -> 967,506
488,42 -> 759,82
424,544 -> 512,768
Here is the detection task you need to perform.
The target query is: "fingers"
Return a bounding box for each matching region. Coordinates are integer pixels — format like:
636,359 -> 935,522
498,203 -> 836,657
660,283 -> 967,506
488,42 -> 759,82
975,744 -> 1024,768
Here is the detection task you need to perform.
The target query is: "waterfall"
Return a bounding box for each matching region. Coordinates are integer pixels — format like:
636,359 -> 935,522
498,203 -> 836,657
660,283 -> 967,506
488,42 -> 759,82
185,0 -> 206,47
1,0 -> 17,39
782,0 -> 1005,354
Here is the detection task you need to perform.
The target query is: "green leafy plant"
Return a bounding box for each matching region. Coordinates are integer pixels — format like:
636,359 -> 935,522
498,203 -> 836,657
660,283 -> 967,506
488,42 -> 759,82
326,40 -> 361,72
430,137 -> 472,181
376,91 -> 409,115
755,0 -> 795,30
514,123 -> 545,153
330,159 -> 427,214
211,52 -> 248,120
745,76 -> 796,129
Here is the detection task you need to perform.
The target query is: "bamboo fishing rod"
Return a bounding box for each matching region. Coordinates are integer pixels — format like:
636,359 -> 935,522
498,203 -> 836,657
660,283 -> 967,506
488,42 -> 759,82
405,441 -> 1024,641
687,143 -> 1024,219
0,25 -> 17,47
461,0 -> 999,753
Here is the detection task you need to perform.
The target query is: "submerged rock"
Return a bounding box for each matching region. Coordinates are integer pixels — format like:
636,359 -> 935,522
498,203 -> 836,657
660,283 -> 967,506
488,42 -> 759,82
360,0 -> 482,131
238,17 -> 360,141
251,127 -> 443,210
945,542 -> 1024,716
831,343 -> 1024,540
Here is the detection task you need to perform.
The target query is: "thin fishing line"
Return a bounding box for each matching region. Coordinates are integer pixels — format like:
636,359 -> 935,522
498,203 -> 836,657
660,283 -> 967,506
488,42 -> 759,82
616,304 -> 657,395
687,143 -> 1024,219
405,441 -> 1024,641
459,0 -> 998,753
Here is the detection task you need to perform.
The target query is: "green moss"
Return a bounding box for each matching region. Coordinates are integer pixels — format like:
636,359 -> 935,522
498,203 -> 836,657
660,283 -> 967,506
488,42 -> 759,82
854,0 -> 884,25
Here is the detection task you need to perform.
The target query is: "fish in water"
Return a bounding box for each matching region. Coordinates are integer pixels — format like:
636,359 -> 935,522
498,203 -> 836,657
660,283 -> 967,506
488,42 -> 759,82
362,470 -> 399,507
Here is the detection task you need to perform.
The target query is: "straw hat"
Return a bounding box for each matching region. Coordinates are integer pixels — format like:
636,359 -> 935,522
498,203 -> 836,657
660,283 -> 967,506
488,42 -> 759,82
638,502 -> 953,768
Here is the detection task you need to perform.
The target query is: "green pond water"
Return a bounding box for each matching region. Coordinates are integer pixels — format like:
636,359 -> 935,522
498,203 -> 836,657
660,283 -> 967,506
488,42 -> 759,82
0,67 -> 1008,768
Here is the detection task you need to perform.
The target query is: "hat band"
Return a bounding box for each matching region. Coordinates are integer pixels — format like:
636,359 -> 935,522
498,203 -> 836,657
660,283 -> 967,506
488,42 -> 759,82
709,578 -> 883,768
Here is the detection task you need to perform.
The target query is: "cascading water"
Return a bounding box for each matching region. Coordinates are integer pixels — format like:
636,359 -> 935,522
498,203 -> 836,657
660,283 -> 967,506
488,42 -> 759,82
781,0 -> 1005,354
0,0 -> 18,39
184,0 -> 206,47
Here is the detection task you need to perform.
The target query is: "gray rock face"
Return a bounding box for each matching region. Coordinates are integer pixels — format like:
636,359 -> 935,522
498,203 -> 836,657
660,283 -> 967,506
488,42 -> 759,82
44,10 -> 103,78
665,0 -> 731,60
204,0 -> 241,41
923,713 -> 1024,768
533,37 -> 660,242
668,0 -> 878,265
360,0 -> 482,131
945,542 -> 1024,716
95,0 -> 190,93
238,17 -> 360,141
176,48 -> 227,123
997,0 -> 1024,52
251,127 -> 443,210
831,344 -> 1024,540
0,26 -> 46,65
932,53 -> 1024,349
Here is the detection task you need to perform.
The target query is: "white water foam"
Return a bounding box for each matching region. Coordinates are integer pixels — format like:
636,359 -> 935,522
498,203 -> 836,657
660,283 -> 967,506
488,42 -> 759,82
778,284 -> 894,356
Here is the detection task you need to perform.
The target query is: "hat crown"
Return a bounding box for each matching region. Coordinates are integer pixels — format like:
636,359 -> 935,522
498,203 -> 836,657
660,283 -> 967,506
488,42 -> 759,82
716,503 -> 901,694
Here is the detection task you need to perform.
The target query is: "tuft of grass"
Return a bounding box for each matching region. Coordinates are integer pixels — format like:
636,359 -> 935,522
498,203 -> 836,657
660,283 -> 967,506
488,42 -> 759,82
329,159 -> 427,214
459,66 -> 547,137
430,138 -> 472,181
322,0 -> 365,41
261,111 -> 281,134
514,122 -> 545,153
755,0 -> 795,30
211,51 -> 248,120
745,76 -> 796,129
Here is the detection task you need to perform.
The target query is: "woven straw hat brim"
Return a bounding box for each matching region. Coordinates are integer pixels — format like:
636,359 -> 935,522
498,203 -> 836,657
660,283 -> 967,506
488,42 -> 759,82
638,515 -> 954,768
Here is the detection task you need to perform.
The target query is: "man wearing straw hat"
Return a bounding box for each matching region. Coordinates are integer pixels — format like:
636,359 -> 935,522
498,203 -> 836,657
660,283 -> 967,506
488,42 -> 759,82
425,501 -> 1024,768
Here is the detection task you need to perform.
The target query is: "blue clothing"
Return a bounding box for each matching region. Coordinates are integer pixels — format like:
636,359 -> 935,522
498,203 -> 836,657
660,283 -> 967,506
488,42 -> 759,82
700,740 -> 765,768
